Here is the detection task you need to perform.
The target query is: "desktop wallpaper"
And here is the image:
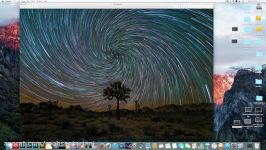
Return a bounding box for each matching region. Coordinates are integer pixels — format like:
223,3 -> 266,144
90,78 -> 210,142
0,3 -> 20,148
20,9 -> 213,141
214,3 -> 266,145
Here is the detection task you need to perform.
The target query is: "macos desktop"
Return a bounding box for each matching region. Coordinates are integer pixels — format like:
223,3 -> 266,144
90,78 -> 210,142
0,0 -> 265,150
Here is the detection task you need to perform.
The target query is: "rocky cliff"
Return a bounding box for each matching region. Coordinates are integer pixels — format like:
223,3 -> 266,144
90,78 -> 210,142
0,22 -> 20,52
0,38 -> 20,143
215,68 -> 266,142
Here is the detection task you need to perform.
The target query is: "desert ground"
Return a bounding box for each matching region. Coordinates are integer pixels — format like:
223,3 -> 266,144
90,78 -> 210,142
20,102 -> 214,142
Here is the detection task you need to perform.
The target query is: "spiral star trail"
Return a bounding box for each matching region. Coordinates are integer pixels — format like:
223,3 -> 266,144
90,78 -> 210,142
20,9 -> 213,111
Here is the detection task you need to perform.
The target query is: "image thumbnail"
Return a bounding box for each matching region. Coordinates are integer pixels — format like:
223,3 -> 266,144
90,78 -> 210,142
20,9 -> 214,141
0,3 -> 20,147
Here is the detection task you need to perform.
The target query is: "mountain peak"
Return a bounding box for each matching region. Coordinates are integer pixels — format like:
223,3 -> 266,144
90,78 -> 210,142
0,22 -> 19,52
214,72 -> 236,104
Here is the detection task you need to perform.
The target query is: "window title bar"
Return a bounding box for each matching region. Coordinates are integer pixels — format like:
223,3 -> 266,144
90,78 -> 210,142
19,2 -> 213,9
2,0 -> 265,3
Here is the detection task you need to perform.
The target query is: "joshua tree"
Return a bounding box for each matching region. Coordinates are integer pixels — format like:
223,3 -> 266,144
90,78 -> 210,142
108,104 -> 112,113
103,81 -> 131,120
134,100 -> 140,113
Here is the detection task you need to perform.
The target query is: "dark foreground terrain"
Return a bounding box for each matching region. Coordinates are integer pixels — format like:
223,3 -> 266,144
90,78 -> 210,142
21,102 -> 214,142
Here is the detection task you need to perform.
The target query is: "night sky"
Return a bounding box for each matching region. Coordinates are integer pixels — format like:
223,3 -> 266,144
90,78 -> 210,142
20,9 -> 213,111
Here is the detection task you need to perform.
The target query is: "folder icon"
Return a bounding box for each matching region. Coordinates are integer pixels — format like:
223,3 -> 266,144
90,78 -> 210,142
256,38 -> 262,45
243,39 -> 251,45
255,79 -> 262,85
244,17 -> 251,22
243,4 -> 252,11
256,96 -> 263,101
256,16 -> 261,21
256,25 -> 263,32
244,26 -> 252,33
255,65 -> 262,71
256,51 -> 263,57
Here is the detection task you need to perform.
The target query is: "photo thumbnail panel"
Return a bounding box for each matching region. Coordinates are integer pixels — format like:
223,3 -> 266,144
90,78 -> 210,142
20,9 -> 213,141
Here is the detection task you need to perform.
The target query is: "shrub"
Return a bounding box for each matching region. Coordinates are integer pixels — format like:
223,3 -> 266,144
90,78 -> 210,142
151,117 -> 161,122
143,126 -> 155,137
108,123 -> 122,133
55,117 -> 72,129
81,122 -> 87,127
85,125 -> 98,136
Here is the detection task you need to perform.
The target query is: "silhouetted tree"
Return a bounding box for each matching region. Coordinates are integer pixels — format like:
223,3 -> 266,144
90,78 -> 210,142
134,100 -> 140,113
103,81 -> 131,120
108,104 -> 112,113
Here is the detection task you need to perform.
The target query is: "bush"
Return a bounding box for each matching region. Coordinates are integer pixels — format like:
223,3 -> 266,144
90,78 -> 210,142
143,126 -> 155,137
85,125 -> 98,136
100,128 -> 108,135
151,117 -> 161,122
108,123 -> 122,133
163,130 -> 170,137
55,117 -> 72,129
81,122 -> 87,127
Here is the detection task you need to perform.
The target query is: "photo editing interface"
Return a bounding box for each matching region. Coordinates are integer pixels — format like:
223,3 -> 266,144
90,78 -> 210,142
0,0 -> 265,150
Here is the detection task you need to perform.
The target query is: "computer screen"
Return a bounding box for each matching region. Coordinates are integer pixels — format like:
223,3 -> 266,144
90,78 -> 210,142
0,0 -> 265,150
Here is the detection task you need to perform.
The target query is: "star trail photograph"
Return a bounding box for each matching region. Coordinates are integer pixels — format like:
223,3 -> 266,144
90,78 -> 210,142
20,9 -> 214,141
